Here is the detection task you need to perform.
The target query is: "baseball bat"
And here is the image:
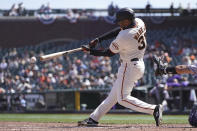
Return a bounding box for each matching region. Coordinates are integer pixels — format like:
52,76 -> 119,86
39,47 -> 83,61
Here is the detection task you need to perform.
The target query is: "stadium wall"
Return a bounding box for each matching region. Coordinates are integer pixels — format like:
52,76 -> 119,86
0,16 -> 197,48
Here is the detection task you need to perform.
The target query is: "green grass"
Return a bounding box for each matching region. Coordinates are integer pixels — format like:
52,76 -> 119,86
0,114 -> 189,124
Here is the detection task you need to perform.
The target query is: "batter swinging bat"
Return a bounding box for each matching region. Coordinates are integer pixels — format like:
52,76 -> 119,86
39,47 -> 83,61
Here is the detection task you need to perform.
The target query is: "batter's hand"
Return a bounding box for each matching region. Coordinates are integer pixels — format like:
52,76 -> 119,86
81,45 -> 90,53
89,38 -> 99,48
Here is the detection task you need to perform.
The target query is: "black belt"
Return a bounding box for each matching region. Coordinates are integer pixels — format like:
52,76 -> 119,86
120,58 -> 139,63
131,58 -> 139,62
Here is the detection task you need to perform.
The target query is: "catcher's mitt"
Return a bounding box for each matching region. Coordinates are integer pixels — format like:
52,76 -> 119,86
152,55 -> 167,76
188,105 -> 197,127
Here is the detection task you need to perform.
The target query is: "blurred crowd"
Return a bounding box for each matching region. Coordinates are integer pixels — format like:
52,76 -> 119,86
0,48 -> 116,94
8,2 -> 26,16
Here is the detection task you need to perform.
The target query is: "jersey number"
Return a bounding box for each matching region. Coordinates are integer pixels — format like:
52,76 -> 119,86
138,35 -> 146,50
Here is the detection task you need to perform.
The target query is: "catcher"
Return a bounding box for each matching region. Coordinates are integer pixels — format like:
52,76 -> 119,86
153,56 -> 197,127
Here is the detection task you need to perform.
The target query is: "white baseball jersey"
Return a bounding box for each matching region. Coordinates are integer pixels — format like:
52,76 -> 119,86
90,18 -> 156,122
109,18 -> 147,62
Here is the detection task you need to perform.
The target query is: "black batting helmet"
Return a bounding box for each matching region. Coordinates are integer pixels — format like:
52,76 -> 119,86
114,7 -> 135,23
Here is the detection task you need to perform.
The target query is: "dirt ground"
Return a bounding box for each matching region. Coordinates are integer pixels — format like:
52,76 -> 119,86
0,122 -> 196,131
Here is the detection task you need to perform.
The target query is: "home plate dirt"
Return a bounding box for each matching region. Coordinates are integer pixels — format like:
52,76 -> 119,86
0,122 -> 195,131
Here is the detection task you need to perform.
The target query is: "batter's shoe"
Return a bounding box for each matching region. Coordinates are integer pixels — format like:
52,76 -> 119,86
152,55 -> 167,76
153,104 -> 163,127
78,117 -> 98,127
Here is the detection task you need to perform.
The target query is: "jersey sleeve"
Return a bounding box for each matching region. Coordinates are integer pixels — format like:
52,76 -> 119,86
109,38 -> 121,54
188,65 -> 197,74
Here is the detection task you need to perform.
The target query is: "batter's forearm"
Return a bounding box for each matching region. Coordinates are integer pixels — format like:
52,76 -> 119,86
90,49 -> 115,57
98,27 -> 121,42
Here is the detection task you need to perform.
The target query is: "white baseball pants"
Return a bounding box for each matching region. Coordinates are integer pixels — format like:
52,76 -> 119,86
90,60 -> 156,121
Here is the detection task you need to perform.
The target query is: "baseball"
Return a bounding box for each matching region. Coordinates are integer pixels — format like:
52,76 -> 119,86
30,56 -> 37,63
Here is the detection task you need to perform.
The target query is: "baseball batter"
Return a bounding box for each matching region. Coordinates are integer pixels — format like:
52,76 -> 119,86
78,8 -> 163,127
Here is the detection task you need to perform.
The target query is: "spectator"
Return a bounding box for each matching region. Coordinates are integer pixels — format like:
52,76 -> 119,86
7,86 -> 15,111
17,2 -> 26,16
186,3 -> 191,15
164,52 -> 172,64
190,55 -> 197,65
20,95 -> 26,111
170,2 -> 174,16
145,2 -> 151,15
178,3 -> 183,16
0,87 -> 5,94
39,4 -> 46,14
0,59 -> 8,70
107,2 -> 118,17
182,56 -> 192,65
38,2 -> 52,15
65,9 -> 79,23
44,2 -> 52,14
9,4 -> 18,16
